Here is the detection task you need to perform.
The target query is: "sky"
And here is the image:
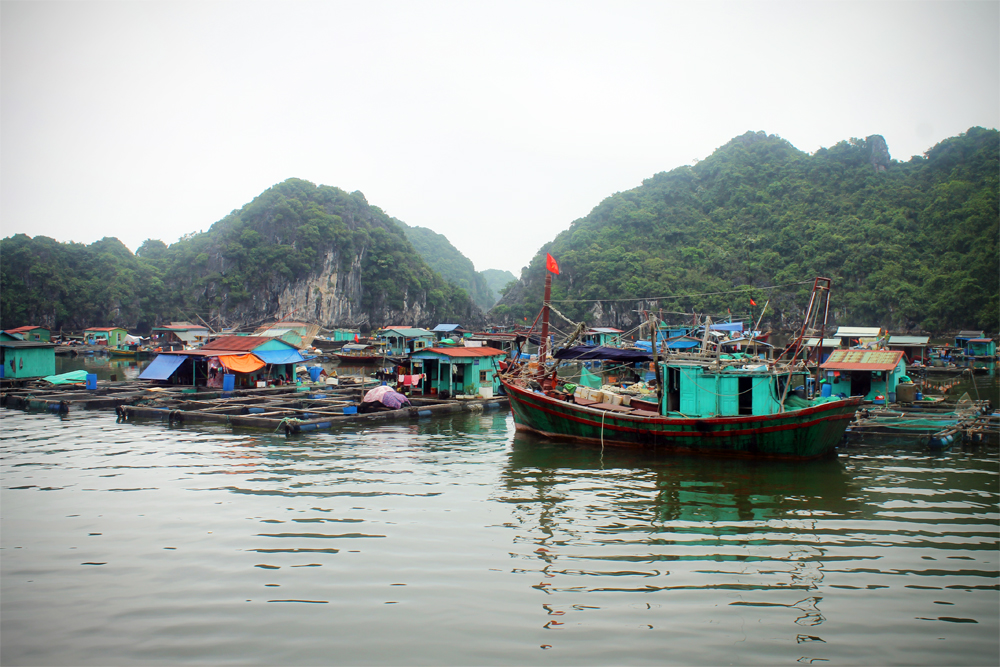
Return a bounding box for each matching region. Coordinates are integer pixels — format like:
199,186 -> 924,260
2,1 -> 998,277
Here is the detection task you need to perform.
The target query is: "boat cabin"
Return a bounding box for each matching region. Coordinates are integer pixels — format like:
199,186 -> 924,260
657,361 -> 810,418
820,349 -> 907,402
409,346 -> 506,398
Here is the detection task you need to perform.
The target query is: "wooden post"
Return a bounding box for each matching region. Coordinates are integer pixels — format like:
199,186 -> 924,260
537,272 -> 552,377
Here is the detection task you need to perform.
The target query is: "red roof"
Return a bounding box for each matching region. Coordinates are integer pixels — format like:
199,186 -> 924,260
821,349 -> 904,371
418,346 -> 506,358
200,336 -> 272,352
85,327 -> 124,332
5,326 -> 45,334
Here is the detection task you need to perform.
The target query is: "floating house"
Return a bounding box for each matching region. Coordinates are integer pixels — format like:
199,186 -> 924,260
833,326 -> 882,348
408,346 -> 507,398
581,327 -> 623,347
431,324 -> 469,341
140,336 -> 310,389
3,326 -> 51,342
376,327 -> 436,357
820,349 -> 907,402
85,327 -> 127,346
467,332 -> 521,358
954,331 -> 995,358
1,340 -> 56,379
803,338 -> 840,363
253,321 -> 320,348
151,322 -> 210,348
887,335 -> 930,364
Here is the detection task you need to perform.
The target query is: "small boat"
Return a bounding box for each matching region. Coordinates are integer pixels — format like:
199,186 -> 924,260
500,276 -> 862,460
332,343 -> 402,364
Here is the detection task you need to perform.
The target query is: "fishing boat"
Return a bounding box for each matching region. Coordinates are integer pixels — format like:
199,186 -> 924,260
499,274 -> 862,460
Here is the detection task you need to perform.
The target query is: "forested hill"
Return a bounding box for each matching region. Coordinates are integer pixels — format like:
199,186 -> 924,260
396,221 -> 496,310
1,179 -> 483,331
494,127 -> 998,334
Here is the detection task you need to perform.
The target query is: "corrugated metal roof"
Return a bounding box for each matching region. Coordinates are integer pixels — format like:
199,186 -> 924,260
379,328 -> 435,338
413,346 -> 506,358
0,340 -> 56,349
834,327 -> 882,337
888,336 -> 930,345
85,327 -> 125,332
201,336 -> 271,352
432,324 -> 463,332
821,349 -> 904,371
804,338 -> 840,347
968,338 -> 994,343
5,326 -> 46,334
957,330 -> 985,337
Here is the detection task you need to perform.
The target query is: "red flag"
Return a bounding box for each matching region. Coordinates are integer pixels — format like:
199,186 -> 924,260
546,253 -> 559,275
750,298 -> 757,306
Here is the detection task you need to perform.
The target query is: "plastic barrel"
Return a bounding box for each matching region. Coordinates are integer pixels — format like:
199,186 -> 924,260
821,383 -> 832,397
308,366 -> 322,382
222,374 -> 235,392
86,374 -> 97,390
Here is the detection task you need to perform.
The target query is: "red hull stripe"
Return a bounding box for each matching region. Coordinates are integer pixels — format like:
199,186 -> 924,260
507,382 -> 857,438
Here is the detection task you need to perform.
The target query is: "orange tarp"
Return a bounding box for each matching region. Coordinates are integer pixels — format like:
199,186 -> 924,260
218,354 -> 265,373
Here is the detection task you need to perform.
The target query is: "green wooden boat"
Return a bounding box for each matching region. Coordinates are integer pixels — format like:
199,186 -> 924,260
501,370 -> 862,460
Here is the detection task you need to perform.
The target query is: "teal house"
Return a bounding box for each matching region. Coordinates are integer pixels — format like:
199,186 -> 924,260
376,327 -> 436,357
1,340 -> 57,379
409,346 -> 507,398
954,331 -> 996,359
821,349 -> 907,401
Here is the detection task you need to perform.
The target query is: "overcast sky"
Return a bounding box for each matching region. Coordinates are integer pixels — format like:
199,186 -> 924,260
2,1 -> 997,277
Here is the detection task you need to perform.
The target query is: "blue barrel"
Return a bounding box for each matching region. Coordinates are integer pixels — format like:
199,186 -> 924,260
916,392 -> 923,401
86,374 -> 97,390
222,374 -> 235,392
308,366 -> 322,382
821,383 -> 832,397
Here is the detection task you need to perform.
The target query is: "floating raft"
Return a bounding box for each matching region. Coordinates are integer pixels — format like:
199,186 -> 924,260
2,379 -> 509,434
117,387 -> 509,435
842,401 -> 997,448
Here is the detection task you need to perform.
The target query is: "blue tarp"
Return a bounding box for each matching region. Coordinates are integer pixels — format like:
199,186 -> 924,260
710,322 -> 744,332
140,354 -> 188,380
254,349 -> 309,365
667,340 -> 699,349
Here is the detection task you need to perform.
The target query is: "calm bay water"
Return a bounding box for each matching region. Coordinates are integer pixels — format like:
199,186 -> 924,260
1,409 -> 997,666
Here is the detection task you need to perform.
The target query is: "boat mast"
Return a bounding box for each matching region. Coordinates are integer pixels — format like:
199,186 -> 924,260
537,271 -> 552,376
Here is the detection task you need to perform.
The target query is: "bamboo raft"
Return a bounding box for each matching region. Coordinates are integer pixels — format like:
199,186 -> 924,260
1,379 -> 510,435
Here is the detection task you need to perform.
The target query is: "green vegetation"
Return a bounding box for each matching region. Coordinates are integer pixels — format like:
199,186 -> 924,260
396,221 -> 496,310
497,127 -> 998,332
1,179 -> 478,330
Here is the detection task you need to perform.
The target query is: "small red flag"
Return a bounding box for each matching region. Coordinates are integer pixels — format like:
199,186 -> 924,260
750,298 -> 757,306
546,253 -> 559,275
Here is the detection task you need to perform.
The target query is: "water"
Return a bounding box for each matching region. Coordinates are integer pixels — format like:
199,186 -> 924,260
2,410 -> 997,666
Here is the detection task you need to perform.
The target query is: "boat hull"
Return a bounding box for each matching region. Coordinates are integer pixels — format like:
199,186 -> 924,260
501,377 -> 862,460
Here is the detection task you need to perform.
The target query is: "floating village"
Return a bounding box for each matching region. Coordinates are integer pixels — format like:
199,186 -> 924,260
2,278 -> 997,456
